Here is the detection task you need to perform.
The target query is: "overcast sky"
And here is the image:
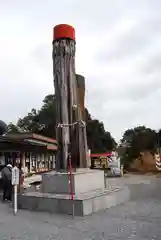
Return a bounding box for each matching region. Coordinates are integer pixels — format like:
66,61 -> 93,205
0,0 -> 161,140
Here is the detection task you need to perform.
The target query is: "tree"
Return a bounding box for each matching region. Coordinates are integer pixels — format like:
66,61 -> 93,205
120,126 -> 157,169
86,119 -> 116,152
37,95 -> 57,137
11,94 -> 116,153
0,120 -> 8,135
7,122 -> 20,133
17,108 -> 40,133
157,129 -> 161,148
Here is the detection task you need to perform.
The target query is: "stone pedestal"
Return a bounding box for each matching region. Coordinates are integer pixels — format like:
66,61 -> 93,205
42,169 -> 104,194
18,169 -> 130,216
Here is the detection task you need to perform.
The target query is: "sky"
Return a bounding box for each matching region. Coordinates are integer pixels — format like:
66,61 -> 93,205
0,0 -> 161,140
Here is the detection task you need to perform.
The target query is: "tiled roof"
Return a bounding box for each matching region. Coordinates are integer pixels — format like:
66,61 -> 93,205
0,134 -> 57,151
6,133 -> 57,144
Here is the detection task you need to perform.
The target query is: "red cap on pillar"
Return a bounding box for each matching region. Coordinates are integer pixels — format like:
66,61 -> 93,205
53,24 -> 75,41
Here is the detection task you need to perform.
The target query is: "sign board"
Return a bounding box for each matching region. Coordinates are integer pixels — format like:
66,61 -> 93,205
12,166 -> 19,185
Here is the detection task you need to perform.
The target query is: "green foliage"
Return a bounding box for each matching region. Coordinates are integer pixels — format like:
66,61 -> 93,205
7,122 -> 20,133
8,94 -> 116,153
17,108 -> 40,133
157,129 -> 161,146
120,126 -> 157,169
86,119 -> 116,152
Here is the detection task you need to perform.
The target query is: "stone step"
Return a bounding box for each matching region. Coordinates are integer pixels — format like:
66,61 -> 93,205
18,186 -> 130,216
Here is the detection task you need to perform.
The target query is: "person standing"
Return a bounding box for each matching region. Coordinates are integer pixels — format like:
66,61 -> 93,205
18,163 -> 24,194
1,163 -> 13,202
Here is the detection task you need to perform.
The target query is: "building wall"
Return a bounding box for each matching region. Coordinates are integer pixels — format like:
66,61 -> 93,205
0,151 -> 56,175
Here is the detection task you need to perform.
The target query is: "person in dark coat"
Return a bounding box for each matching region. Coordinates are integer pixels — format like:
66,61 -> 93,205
1,164 -> 13,202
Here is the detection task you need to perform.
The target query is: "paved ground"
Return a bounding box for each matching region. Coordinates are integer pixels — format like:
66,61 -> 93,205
0,174 -> 161,239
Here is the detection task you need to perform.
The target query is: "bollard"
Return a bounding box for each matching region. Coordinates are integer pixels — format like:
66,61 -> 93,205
12,166 -> 20,215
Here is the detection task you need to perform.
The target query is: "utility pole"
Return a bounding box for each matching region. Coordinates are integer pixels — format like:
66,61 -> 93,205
52,24 -> 88,171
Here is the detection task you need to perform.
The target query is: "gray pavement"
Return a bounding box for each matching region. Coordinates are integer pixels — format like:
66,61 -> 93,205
0,174 -> 161,239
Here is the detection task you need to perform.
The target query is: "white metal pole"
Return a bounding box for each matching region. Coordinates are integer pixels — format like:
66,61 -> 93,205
14,185 -> 18,215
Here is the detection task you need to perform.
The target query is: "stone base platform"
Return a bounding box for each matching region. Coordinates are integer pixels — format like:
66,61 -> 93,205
18,186 -> 130,216
42,169 -> 105,195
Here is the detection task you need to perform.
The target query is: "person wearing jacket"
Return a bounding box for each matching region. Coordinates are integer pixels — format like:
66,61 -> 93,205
1,164 -> 13,202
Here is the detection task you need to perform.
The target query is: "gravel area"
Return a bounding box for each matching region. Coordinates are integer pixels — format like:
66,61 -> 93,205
0,174 -> 161,239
